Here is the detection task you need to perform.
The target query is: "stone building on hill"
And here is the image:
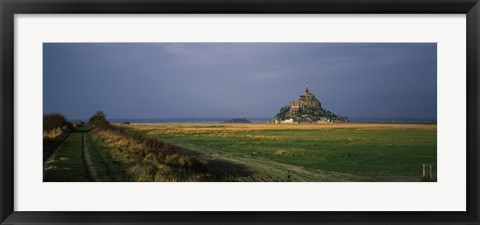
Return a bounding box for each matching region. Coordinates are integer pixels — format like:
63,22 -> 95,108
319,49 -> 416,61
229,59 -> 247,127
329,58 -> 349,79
269,84 -> 349,124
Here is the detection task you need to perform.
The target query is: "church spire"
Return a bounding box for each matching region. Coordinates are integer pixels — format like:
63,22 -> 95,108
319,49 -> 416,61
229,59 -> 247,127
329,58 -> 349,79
305,83 -> 309,93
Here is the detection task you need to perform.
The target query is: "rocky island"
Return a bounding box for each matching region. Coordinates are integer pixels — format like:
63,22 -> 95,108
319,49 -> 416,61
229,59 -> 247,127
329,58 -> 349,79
269,84 -> 349,124
223,118 -> 252,123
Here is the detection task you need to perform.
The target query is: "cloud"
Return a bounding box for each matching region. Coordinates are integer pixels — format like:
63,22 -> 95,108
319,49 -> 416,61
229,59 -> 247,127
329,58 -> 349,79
43,43 -> 437,119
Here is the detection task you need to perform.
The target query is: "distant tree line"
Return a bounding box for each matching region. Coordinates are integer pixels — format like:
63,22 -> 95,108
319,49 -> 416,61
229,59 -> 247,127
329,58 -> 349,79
44,110 -> 112,134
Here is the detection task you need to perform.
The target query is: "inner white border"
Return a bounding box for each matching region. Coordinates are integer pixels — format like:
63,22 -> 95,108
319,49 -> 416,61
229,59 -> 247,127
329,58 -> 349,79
15,14 -> 466,211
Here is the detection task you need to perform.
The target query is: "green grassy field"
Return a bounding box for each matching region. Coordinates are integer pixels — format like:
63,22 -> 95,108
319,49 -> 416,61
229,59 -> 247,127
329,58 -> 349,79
130,123 -> 437,182
44,123 -> 437,182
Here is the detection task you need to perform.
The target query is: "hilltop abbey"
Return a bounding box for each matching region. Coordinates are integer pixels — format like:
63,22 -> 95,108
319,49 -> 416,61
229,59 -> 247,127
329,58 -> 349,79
269,84 -> 349,124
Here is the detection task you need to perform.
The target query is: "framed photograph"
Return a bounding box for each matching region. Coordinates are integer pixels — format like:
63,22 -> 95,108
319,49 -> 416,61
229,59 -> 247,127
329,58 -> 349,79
1,0 -> 479,224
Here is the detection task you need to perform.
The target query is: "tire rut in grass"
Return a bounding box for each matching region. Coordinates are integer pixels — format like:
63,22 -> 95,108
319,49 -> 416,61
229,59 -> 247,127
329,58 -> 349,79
83,131 -> 99,181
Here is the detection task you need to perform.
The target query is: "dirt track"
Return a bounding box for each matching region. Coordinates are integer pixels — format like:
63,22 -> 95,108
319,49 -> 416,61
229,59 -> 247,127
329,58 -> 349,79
176,142 -> 367,182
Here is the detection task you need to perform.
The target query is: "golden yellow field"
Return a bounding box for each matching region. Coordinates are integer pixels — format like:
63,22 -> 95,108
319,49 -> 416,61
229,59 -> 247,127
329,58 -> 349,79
129,123 -> 436,136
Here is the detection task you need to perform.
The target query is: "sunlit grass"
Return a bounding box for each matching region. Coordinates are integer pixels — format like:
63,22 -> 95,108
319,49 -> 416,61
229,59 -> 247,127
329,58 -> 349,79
129,123 -> 437,181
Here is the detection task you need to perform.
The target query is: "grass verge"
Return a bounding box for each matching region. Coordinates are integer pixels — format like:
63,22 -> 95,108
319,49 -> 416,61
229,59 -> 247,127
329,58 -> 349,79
86,131 -> 131,182
92,124 -> 214,181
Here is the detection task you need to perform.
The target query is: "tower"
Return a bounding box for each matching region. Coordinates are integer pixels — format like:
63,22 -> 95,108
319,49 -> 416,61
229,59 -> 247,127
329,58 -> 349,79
304,83 -> 312,97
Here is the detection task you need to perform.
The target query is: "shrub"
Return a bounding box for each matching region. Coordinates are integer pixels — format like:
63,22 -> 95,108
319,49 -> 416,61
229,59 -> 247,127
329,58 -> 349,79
43,113 -> 70,132
89,111 -> 109,127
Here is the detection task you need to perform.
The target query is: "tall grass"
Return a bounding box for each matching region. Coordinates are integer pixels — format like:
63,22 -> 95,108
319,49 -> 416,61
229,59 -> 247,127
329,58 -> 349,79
93,124 -> 211,182
43,113 -> 73,160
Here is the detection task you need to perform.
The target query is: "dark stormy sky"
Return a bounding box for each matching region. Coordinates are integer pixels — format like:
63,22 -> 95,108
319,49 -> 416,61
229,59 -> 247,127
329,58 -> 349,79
43,43 -> 437,120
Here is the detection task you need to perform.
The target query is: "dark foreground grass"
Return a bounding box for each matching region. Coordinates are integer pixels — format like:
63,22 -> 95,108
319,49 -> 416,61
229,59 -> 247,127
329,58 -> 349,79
44,125 -> 128,182
133,123 -> 436,181
43,131 -> 70,161
44,131 -> 90,182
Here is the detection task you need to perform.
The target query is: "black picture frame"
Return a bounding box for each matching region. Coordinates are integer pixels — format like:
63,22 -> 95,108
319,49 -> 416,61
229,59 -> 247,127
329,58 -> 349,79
1,0 -> 479,224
